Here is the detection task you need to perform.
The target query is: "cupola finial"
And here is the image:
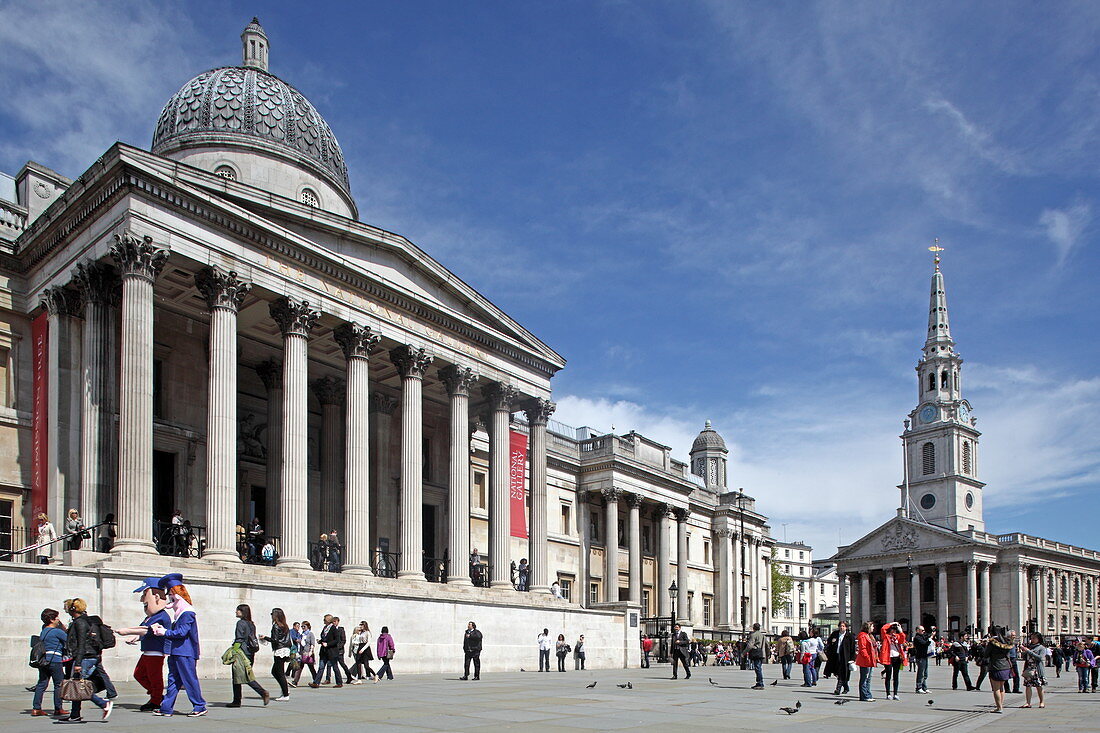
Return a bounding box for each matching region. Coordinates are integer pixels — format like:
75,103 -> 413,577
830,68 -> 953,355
929,237 -> 944,272
241,17 -> 269,72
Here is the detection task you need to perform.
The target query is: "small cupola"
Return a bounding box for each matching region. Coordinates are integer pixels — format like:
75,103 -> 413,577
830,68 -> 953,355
241,17 -> 269,71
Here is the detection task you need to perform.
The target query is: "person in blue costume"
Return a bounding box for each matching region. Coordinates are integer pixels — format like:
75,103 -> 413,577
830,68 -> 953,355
150,573 -> 207,717
115,577 -> 171,711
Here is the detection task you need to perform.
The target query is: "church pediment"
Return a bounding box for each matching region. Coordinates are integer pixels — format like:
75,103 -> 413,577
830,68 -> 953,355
832,517 -> 980,562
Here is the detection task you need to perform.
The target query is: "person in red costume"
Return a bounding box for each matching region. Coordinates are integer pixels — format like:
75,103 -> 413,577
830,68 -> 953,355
116,577 -> 171,711
878,621 -> 909,700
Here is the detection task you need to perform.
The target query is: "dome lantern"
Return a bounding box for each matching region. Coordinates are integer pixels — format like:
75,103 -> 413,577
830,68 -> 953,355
241,17 -> 269,72
690,420 -> 728,490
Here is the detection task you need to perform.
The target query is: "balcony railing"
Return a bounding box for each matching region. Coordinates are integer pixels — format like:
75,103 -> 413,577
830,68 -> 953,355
373,551 -> 400,578
423,556 -> 447,583
154,520 -> 205,558
238,531 -> 279,565
470,562 -> 491,588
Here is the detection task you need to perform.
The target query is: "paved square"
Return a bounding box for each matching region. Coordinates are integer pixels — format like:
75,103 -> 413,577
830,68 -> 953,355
4,662 -> 1093,731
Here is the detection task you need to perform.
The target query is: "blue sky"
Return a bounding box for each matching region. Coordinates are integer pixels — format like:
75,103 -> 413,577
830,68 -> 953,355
2,1 -> 1098,556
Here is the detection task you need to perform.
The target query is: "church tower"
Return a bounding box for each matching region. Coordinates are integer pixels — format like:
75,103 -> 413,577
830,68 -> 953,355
900,247 -> 985,532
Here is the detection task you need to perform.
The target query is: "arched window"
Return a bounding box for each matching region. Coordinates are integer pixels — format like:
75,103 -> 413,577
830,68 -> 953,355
941,371 -> 949,389
927,373 -> 936,392
954,370 -> 960,391
922,442 -> 935,475
1048,574 -> 1055,600
1074,578 -> 1081,604
301,188 -> 319,207
214,165 -> 236,181
874,580 -> 886,605
923,576 -> 936,602
1087,578 -> 1094,603
1061,577 -> 1068,602
1075,616 -> 1081,631
962,441 -> 972,474
1089,617 -> 1094,633
1061,614 -> 1068,631
1047,614 -> 1054,631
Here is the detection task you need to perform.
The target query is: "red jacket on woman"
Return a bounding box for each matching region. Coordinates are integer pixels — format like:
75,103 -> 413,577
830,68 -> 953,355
878,628 -> 908,666
856,631 -> 879,668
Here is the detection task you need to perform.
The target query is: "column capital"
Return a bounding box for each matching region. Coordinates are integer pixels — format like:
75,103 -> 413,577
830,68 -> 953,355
369,392 -> 400,416
40,286 -> 81,317
966,559 -> 978,569
713,527 -> 734,539
601,487 -> 622,504
109,231 -> 169,282
624,491 -> 644,509
194,266 -> 252,312
255,359 -> 282,391
311,376 -> 345,406
333,322 -> 380,361
390,345 -> 434,380
523,397 -> 556,426
481,381 -> 518,411
270,297 -> 319,338
937,563 -> 949,572
440,364 -> 477,397
72,260 -> 119,306
653,502 -> 672,520
672,507 -> 690,523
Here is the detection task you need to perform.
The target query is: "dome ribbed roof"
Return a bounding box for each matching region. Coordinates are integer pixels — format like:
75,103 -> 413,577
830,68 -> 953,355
151,66 -> 350,195
691,420 -> 727,452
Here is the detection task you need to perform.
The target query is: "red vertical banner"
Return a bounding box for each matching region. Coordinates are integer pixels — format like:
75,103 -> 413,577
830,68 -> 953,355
31,312 -> 49,520
509,430 -> 528,539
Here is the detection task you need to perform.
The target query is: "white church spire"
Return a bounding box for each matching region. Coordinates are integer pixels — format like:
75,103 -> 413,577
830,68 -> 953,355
924,239 -> 954,358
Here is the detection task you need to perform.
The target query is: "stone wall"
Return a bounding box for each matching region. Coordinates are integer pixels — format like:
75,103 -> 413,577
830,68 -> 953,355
0,559 -> 630,685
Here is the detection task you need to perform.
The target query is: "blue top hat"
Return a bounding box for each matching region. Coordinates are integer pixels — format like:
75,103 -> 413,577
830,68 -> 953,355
133,576 -> 162,594
158,572 -> 185,590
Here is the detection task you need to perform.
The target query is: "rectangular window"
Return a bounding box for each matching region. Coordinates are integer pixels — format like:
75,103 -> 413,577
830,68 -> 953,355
0,346 -> 9,407
798,566 -> 804,575
0,498 -> 12,554
558,576 -> 573,602
703,595 -> 713,627
703,539 -> 711,565
152,359 -> 164,419
591,512 -> 600,543
590,582 -> 599,605
784,549 -> 790,558
472,471 -> 487,510
642,589 -> 651,616
643,525 -> 652,554
799,551 -> 804,560
422,437 -> 431,483
821,583 -> 825,594
799,602 -> 807,618
560,503 -> 571,535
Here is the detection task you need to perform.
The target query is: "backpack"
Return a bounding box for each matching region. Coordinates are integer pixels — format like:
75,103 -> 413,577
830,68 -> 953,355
29,634 -> 50,669
87,616 -> 116,650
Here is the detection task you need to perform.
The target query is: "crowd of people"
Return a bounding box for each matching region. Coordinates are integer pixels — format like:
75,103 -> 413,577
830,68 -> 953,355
535,628 -> 587,672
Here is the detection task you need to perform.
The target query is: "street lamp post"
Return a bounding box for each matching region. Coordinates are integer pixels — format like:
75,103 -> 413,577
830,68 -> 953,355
666,581 -> 678,663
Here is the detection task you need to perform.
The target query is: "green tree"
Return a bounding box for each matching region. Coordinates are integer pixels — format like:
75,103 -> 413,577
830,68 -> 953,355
771,547 -> 792,612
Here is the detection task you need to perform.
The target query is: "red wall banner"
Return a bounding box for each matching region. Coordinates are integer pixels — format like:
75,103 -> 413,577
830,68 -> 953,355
509,430 -> 528,539
31,312 -> 48,520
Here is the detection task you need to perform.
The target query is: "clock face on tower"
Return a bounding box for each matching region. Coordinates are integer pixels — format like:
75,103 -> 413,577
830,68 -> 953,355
958,404 -> 970,423
919,405 -> 937,424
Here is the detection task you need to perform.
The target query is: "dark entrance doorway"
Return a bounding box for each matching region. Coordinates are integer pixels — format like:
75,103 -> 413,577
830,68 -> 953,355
152,450 -> 176,524
249,485 -> 266,529
422,505 -> 436,557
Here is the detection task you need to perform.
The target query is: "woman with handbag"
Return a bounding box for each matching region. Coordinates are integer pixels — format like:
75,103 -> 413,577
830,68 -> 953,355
878,622 -> 908,700
1020,632 -> 1047,709
376,626 -> 396,680
65,509 -> 87,551
1073,639 -> 1095,693
799,629 -> 825,687
35,513 -> 57,564
292,621 -> 318,687
349,621 -> 376,683
30,608 -> 68,717
258,608 -> 292,700
61,598 -> 112,722
228,605 -> 270,707
555,634 -> 569,672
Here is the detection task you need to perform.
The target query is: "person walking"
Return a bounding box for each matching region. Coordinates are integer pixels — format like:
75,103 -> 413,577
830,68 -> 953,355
910,625 -> 931,694
1073,640 -> 1095,692
29,608 -> 67,717
376,626 -> 396,681
150,575 -> 206,717
1006,630 -> 1022,694
747,623 -> 767,689
460,621 -> 482,680
349,621 -> 376,683
1020,632 -> 1047,709
309,615 -> 343,688
799,629 -> 824,687
537,628 -> 552,672
35,513 -> 57,564
1051,645 -> 1063,678
113,577 -> 171,712
574,635 -> 586,670
879,622 -> 907,700
825,622 -> 856,695
776,630 -> 796,680
972,636 -> 988,690
555,634 -> 569,672
640,634 -> 654,668
950,635 -> 975,690
258,608 -> 292,701
62,598 -> 112,722
331,617 -> 353,683
226,605 -> 269,707
292,621 -> 318,687
984,627 -> 1014,713
855,621 -> 879,702
671,623 -> 692,679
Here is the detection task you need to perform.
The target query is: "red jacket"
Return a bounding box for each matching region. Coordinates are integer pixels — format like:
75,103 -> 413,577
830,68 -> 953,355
879,629 -> 908,666
642,638 -> 654,652
856,631 -> 878,668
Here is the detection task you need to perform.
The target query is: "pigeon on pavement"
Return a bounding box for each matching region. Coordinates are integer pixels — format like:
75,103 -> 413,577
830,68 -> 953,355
617,683 -> 629,688
779,707 -> 799,715
927,700 -> 934,705
771,679 -> 779,686
834,699 -> 850,705
708,678 -> 718,686
585,681 -> 597,689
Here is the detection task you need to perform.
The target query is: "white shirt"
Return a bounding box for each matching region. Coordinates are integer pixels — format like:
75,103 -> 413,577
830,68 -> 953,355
538,634 -> 552,651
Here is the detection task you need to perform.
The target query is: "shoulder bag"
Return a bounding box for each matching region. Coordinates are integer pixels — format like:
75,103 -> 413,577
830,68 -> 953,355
61,678 -> 94,702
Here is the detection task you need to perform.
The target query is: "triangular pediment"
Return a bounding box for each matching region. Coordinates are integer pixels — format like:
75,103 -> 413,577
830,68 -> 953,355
832,517 -> 981,562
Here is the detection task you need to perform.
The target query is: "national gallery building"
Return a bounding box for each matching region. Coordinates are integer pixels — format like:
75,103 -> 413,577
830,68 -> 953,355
0,20 -> 774,681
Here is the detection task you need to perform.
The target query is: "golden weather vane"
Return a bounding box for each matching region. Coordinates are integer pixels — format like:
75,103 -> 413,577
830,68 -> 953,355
929,238 -> 944,270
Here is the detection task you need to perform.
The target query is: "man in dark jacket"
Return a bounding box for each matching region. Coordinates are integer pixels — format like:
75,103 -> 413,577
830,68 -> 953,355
949,635 -> 974,690
825,621 -> 856,695
671,624 -> 691,679
309,615 -> 344,688
910,625 -> 931,693
461,621 -> 483,680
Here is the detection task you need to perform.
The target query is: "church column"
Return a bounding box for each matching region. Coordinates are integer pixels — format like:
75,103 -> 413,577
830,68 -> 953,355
602,489 -> 621,602
255,360 -> 283,537
269,297 -> 319,568
72,262 -> 117,531
885,569 -> 896,621
194,266 -> 251,562
732,531 -> 743,627
440,365 -> 475,585
966,560 -> 978,634
368,393 -> 399,563
40,286 -> 82,537
1010,563 -> 1027,634
715,529 -> 732,630
109,233 -> 168,554
674,508 -> 690,622
626,492 -> 643,605
391,346 -> 434,581
525,398 -> 555,594
839,572 -> 849,625
312,376 -> 345,539
910,567 -> 921,631
334,323 -> 379,575
981,563 -> 992,635
482,381 -> 516,587
860,572 -> 871,625
937,563 -> 949,632
578,492 -> 592,607
656,504 -> 671,618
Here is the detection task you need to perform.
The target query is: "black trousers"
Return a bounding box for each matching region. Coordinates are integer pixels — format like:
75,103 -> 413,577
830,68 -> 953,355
672,649 -> 691,678
464,652 -> 480,678
350,650 -> 375,680
952,660 -> 973,690
834,660 -> 851,692
271,657 -> 289,697
557,653 -> 567,672
232,652 -> 268,703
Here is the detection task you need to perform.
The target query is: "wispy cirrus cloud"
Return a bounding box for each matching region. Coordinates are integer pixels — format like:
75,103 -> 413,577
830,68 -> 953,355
1039,199 -> 1091,267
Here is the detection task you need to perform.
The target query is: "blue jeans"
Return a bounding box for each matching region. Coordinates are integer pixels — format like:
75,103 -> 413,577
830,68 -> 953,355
33,659 -> 65,710
781,655 -> 793,679
314,656 -> 343,685
859,666 -> 873,700
539,649 -> 550,671
71,658 -> 108,717
1078,666 -> 1091,691
915,656 -> 929,691
751,657 -> 764,686
802,662 -> 815,685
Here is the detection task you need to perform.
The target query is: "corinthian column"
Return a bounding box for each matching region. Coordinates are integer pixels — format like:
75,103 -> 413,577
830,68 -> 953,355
861,572 -> 872,625
967,560 -> 978,633
73,262 -> 118,531
194,266 -> 251,562
483,382 -> 516,587
312,375 -> 345,539
937,564 -> 949,633
656,504 -> 671,618
626,492 -> 643,605
441,365 -> 476,585
525,397 -> 555,594
392,345 -> 434,580
109,232 -> 168,554
269,297 -> 319,568
715,528 -> 732,630
334,322 -> 379,575
910,567 -> 921,632
40,286 -> 81,536
602,488 -> 621,602
255,359 -> 283,537
674,507 -> 690,623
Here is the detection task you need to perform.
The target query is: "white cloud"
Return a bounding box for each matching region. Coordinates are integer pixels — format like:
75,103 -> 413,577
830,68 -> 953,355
1039,200 -> 1091,267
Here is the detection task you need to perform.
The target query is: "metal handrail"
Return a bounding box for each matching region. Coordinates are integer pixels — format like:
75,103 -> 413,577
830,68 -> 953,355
0,521 -> 115,561
153,520 -> 205,558
372,551 -> 400,578
238,532 -> 279,565
470,562 -> 492,588
423,556 -> 447,583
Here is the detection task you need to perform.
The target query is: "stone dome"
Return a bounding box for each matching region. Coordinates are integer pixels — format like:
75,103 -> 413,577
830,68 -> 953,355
691,420 -> 728,453
151,65 -> 351,197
